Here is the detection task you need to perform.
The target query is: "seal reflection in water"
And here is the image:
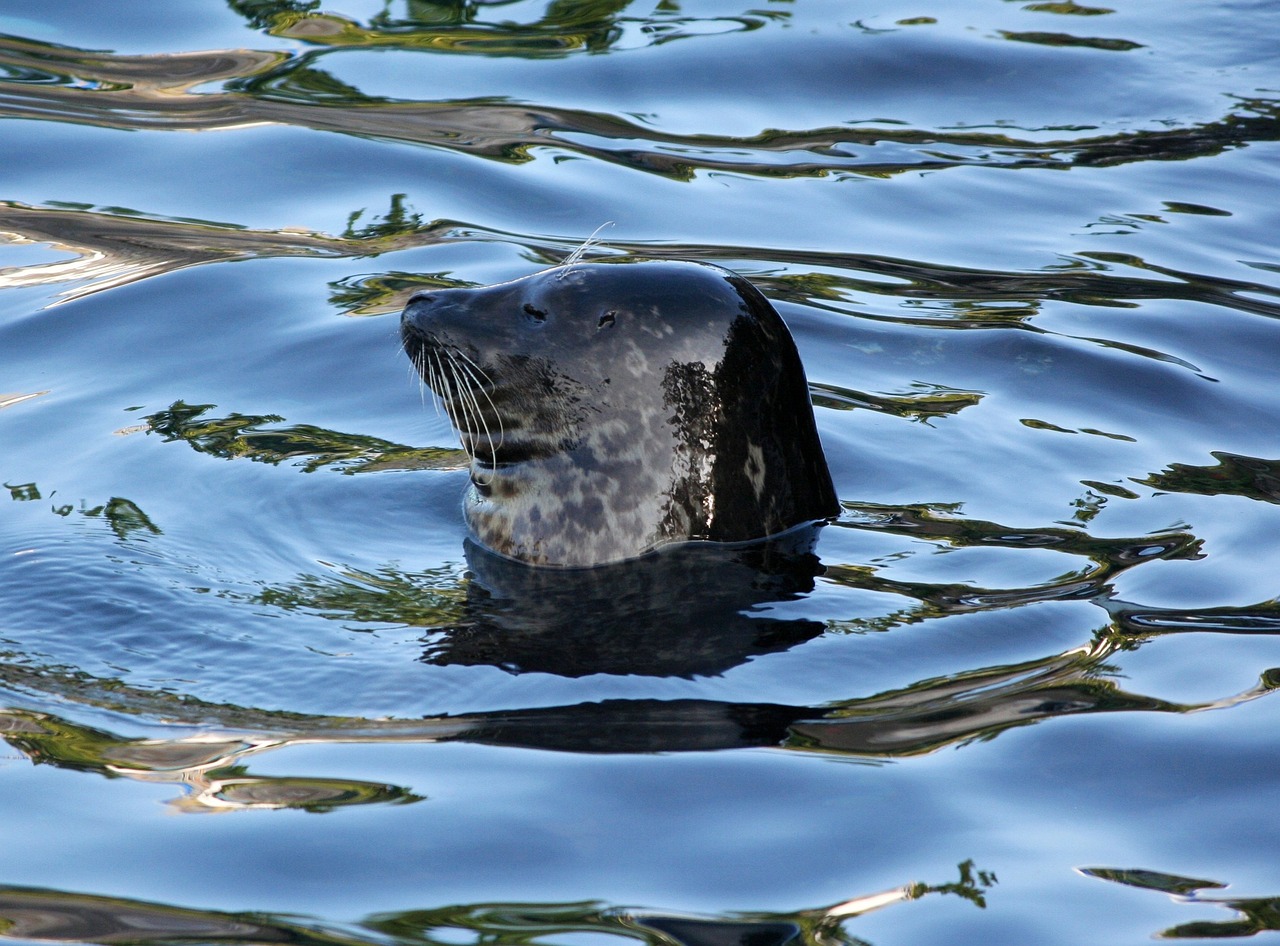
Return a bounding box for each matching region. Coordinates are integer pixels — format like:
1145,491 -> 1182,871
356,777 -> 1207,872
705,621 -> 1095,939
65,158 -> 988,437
400,259 -> 838,568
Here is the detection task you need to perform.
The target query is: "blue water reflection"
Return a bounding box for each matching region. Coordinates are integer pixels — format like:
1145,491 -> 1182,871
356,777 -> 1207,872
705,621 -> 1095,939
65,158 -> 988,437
3,1 -> 1280,944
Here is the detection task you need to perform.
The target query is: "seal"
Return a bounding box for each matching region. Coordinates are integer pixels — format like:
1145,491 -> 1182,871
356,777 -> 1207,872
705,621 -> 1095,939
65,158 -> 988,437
400,258 -> 838,567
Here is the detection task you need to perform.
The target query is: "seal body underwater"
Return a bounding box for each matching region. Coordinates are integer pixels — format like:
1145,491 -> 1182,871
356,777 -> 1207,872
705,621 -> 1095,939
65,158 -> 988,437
400,259 -> 838,567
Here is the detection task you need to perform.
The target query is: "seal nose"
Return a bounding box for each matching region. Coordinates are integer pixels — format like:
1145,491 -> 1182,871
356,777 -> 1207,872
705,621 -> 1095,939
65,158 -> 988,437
403,290 -> 448,330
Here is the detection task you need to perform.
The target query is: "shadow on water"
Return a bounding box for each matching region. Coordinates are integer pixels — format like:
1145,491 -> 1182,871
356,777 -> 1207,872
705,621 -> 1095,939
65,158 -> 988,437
419,534 -> 828,678
0,860 -> 995,946
2,510 -> 1277,810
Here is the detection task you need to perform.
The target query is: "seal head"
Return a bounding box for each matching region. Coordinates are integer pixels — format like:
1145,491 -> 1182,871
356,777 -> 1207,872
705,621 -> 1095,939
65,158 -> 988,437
401,259 -> 837,567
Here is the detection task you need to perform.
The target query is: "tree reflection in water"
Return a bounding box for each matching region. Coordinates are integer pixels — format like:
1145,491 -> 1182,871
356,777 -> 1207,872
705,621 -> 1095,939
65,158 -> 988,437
0,860 -> 996,946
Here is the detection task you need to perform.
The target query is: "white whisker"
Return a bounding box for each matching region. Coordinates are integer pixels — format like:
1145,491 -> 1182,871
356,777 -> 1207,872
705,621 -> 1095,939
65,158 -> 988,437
444,352 -> 495,486
431,352 -> 465,447
414,352 -> 432,410
408,335 -> 507,486
558,221 -> 615,277
451,353 -> 505,456
422,352 -> 441,417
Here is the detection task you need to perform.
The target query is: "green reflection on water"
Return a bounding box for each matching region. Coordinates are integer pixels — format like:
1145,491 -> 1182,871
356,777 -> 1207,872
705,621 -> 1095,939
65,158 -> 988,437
144,401 -> 466,473
810,382 -> 983,422
1021,2 -> 1114,15
0,862 -> 992,946
235,0 -> 774,58
1140,452 -> 1280,505
8,483 -> 163,539
256,563 -> 468,626
5,481 -> 40,502
1082,868 -> 1280,940
998,30 -> 1141,51
72,497 -> 162,540
0,707 -> 423,812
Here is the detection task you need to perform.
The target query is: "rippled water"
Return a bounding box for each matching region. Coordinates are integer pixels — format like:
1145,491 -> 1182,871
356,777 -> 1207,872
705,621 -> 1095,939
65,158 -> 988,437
4,1 -> 1280,943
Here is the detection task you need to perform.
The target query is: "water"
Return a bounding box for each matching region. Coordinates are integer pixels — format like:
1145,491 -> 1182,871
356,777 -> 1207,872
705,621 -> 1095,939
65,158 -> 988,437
3,0 -> 1280,942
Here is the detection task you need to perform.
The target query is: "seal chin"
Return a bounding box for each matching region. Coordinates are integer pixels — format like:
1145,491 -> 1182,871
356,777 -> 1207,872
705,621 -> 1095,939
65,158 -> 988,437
402,258 -> 838,568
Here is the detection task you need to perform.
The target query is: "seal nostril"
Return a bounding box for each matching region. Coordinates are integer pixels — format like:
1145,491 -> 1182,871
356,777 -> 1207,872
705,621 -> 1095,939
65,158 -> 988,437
597,311 -> 617,329
523,303 -> 548,324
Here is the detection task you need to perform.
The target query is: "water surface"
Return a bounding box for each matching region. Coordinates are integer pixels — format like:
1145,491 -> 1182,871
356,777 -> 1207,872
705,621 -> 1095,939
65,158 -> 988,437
4,1 -> 1280,944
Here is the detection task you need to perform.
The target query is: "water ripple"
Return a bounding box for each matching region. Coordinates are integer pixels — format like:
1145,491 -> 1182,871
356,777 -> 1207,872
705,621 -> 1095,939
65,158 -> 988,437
4,34 -> 1279,181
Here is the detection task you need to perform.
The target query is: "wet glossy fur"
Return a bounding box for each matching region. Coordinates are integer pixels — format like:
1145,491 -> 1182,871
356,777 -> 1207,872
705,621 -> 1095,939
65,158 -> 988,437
401,259 -> 837,567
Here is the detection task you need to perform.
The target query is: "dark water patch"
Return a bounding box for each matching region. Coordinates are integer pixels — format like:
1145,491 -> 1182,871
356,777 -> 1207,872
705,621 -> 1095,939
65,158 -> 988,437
1104,600 -> 1280,637
0,885 -> 351,943
1080,867 -> 1225,896
838,502 -> 1201,568
416,538 -> 828,679
1163,200 -> 1232,217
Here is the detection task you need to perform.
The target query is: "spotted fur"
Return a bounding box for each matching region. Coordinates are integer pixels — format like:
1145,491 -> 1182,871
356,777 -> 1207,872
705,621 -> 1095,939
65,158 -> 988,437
401,259 -> 838,567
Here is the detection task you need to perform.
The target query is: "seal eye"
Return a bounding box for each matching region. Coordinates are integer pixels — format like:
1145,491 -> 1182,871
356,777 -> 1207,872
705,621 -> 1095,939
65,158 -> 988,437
597,311 -> 617,330
522,303 -> 548,324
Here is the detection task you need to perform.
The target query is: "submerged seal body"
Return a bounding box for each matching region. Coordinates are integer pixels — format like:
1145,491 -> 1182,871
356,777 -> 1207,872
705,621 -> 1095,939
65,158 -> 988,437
400,259 -> 838,567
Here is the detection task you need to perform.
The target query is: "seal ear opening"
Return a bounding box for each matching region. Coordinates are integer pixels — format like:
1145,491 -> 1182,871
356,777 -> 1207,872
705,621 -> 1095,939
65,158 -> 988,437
522,303 -> 548,324
597,311 -> 617,330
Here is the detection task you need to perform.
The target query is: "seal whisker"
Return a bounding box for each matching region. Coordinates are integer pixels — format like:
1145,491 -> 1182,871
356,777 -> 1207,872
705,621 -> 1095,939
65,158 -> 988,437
425,350 -> 459,436
419,353 -> 435,412
439,351 -> 492,485
450,353 -> 505,456
449,354 -> 499,486
434,354 -> 467,445
558,221 -> 615,277
421,351 -> 442,417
